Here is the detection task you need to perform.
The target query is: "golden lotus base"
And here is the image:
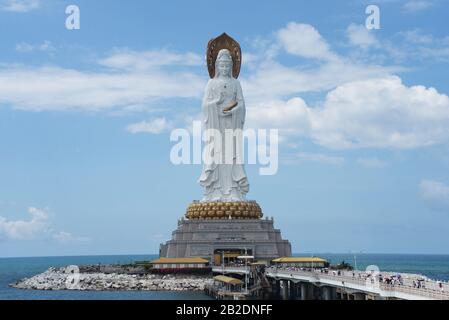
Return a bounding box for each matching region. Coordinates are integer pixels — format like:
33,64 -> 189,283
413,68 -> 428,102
186,201 -> 263,220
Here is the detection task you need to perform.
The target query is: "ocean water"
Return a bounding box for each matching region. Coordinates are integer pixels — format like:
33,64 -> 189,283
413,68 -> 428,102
0,254 -> 211,300
1,253 -> 448,300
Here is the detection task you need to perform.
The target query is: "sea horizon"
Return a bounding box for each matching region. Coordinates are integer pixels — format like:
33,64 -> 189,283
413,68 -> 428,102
2,252 -> 449,259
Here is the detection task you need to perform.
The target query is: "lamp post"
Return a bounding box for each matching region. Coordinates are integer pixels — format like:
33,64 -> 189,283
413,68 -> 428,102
237,249 -> 253,295
245,247 -> 248,294
222,250 -> 225,275
311,252 -> 314,272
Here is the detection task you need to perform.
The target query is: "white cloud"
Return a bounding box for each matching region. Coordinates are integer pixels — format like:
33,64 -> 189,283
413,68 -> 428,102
347,24 -> 378,49
242,23 -> 399,104
16,40 -> 55,53
0,207 -> 88,242
1,0 -> 39,12
247,97 -> 310,136
296,152 -> 344,165
387,29 -> 449,61
276,22 -> 337,61
238,23 -> 449,151
419,46 -> 449,61
357,157 -> 386,168
0,63 -> 204,112
420,180 -> 449,210
399,29 -> 434,44
0,207 -> 50,240
52,231 -> 90,243
126,117 -> 173,134
242,59 -> 396,104
311,76 -> 449,149
99,49 -> 202,71
248,76 -> 449,150
2,22 -> 449,153
403,0 -> 434,12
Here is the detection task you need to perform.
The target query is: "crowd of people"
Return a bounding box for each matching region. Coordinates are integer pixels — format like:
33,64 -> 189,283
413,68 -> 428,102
270,266 -> 448,293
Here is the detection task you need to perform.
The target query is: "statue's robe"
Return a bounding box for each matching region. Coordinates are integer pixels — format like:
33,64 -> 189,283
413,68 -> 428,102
198,77 -> 249,201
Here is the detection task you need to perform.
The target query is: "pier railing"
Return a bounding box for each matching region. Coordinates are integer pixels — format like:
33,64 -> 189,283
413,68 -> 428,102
266,268 -> 449,300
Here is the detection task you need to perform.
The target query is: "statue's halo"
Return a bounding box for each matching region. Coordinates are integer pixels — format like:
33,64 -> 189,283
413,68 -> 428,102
207,33 -> 242,79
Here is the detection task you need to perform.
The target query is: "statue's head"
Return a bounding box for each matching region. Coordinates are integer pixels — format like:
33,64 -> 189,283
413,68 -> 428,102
215,49 -> 233,78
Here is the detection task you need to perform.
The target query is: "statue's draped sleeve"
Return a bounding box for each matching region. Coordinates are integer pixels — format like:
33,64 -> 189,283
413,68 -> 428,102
232,80 -> 246,130
231,80 -> 249,191
199,80 -> 218,186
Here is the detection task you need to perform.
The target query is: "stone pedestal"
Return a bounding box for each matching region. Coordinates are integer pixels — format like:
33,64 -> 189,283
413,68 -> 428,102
159,217 -> 291,262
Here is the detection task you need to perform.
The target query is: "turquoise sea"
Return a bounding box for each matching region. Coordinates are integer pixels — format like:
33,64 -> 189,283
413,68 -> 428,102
1,253 -> 448,300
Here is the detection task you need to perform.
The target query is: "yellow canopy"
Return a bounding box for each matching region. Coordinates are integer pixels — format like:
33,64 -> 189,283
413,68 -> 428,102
213,275 -> 244,285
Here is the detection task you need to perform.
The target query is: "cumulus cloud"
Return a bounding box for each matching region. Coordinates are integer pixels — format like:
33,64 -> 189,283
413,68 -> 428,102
347,24 -> 378,49
310,76 -> 449,149
1,0 -> 39,12
277,22 -> 337,61
0,207 -> 50,240
0,207 -> 88,242
420,180 -> 449,210
248,76 -> 449,149
126,117 -> 173,134
242,60 -> 395,104
242,22 -> 399,104
240,23 -> 449,150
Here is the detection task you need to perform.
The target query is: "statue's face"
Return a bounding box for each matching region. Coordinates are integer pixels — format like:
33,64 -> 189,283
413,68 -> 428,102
218,61 -> 231,77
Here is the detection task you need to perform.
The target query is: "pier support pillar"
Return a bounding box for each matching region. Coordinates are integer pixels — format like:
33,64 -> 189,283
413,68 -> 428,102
274,280 -> 281,298
300,282 -> 308,300
322,286 -> 332,300
354,293 -> 366,300
308,283 -> 315,300
281,280 -> 289,300
289,282 -> 297,299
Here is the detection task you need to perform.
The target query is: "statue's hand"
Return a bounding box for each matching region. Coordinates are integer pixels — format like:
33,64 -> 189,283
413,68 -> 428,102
222,101 -> 238,116
223,101 -> 238,113
215,92 -> 225,105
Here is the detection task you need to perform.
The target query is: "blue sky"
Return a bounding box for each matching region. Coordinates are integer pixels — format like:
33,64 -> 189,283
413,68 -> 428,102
1,0 -> 449,257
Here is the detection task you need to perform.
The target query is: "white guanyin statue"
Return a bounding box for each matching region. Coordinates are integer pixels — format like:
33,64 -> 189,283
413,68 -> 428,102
198,47 -> 249,202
